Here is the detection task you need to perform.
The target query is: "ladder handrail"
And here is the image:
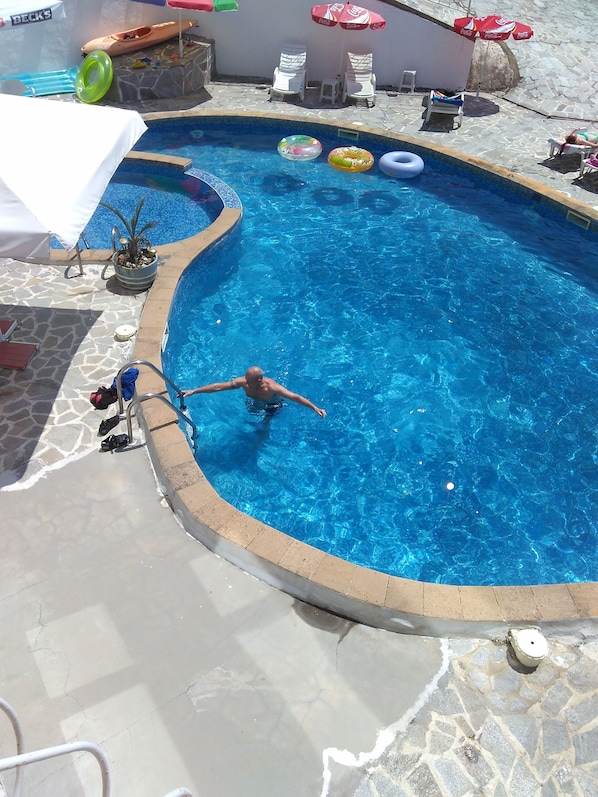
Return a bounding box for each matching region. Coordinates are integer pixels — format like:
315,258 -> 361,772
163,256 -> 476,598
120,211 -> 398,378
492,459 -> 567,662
0,698 -> 25,797
114,360 -> 186,416
0,741 -> 111,797
110,225 -> 123,254
125,393 -> 199,450
0,698 -> 195,797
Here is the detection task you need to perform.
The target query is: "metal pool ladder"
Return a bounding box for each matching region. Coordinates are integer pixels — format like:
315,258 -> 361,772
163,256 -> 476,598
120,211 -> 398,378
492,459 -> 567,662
114,360 -> 199,452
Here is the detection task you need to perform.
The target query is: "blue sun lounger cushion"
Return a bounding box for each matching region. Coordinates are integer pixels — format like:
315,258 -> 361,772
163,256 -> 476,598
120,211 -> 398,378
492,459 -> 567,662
432,91 -> 464,106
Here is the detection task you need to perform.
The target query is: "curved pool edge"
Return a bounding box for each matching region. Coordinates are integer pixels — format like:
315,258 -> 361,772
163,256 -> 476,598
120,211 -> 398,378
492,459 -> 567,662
108,117 -> 598,638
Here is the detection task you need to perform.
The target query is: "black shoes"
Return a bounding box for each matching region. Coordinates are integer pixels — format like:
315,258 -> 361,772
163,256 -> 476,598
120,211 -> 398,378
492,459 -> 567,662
98,415 -> 120,436
100,434 -> 129,452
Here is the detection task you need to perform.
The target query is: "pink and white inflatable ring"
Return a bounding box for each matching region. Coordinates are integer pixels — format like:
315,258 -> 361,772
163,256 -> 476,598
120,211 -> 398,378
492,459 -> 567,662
277,135 -> 323,161
379,151 -> 424,178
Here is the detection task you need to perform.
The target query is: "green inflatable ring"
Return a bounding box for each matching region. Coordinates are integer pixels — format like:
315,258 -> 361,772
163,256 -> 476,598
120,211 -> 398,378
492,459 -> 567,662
76,51 -> 113,103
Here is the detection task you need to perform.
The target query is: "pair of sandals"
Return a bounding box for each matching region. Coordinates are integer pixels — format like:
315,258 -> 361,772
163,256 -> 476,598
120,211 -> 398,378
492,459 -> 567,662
100,433 -> 129,452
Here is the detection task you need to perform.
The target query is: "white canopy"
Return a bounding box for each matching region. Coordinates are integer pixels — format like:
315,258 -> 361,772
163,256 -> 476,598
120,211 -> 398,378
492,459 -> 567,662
0,0 -> 65,32
0,94 -> 147,258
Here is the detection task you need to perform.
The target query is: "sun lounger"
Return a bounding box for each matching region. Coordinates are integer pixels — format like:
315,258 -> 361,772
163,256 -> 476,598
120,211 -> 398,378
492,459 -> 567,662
548,137 -> 598,158
580,153 -> 598,179
0,341 -> 39,370
0,319 -> 17,342
425,90 -> 464,128
342,52 -> 376,108
269,43 -> 307,102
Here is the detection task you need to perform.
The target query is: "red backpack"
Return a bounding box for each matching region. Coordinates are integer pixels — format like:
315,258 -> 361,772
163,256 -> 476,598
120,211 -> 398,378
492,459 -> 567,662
90,386 -> 118,410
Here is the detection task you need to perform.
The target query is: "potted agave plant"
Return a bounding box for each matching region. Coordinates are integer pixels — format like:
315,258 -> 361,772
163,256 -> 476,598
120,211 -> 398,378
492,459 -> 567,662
100,196 -> 159,290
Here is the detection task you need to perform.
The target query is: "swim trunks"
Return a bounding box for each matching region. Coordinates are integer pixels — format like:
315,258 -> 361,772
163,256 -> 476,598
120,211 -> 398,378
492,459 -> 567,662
246,397 -> 284,416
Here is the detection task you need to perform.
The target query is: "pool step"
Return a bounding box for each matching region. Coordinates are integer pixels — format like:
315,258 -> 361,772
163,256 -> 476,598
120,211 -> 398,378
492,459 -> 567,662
2,66 -> 79,97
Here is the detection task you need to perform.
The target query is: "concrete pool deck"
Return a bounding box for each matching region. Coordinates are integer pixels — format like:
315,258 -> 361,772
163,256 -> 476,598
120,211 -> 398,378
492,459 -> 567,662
2,1 -> 598,791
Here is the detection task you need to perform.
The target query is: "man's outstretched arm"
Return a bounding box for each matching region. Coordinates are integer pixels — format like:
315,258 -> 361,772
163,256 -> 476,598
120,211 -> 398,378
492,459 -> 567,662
182,377 -> 243,397
273,384 -> 327,418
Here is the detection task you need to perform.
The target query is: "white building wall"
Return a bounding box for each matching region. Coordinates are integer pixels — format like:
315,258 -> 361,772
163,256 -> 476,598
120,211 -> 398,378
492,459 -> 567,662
0,0 -> 472,92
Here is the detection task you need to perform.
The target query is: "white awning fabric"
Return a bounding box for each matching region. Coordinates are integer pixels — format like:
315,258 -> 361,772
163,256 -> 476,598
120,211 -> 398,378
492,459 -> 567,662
0,94 -> 147,258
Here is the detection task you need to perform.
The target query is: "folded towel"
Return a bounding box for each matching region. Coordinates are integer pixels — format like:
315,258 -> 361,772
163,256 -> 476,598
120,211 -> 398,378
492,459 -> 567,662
432,91 -> 463,107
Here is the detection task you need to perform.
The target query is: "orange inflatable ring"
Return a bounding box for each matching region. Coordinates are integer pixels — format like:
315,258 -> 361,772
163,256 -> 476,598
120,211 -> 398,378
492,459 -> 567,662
328,146 -> 374,173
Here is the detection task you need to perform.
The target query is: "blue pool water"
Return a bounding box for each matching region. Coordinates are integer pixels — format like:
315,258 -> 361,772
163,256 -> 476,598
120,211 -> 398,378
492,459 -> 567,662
141,118 -> 598,587
52,163 -> 222,249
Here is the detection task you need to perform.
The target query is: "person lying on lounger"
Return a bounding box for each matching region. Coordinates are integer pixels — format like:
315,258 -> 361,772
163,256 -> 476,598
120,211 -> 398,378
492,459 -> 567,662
559,130 -> 598,154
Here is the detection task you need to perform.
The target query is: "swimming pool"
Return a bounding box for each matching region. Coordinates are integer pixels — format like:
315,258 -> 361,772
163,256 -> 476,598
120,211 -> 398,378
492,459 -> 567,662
51,161 -> 223,250
140,117 -> 598,588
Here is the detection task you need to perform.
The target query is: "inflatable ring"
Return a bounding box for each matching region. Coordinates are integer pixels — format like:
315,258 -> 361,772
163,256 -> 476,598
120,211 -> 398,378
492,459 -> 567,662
278,135 -> 322,161
379,151 -> 424,179
328,146 -> 374,173
76,51 -> 113,104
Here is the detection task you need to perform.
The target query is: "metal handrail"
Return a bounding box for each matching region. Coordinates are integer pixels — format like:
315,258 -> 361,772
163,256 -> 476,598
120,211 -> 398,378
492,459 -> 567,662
0,698 -> 25,797
125,393 -> 199,451
110,225 -> 123,254
114,360 -> 186,416
0,741 -> 111,797
0,698 -> 195,797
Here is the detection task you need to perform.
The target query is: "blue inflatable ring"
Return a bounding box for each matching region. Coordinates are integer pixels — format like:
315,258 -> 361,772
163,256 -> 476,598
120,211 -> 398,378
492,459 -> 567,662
379,151 -> 424,179
76,51 -> 113,104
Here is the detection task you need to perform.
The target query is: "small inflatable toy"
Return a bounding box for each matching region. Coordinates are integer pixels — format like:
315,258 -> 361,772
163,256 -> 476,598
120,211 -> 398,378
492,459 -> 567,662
278,135 -> 323,161
328,146 -> 374,173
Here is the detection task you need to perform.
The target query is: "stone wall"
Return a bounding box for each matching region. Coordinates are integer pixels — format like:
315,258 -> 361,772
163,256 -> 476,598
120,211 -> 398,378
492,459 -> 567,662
105,37 -> 214,103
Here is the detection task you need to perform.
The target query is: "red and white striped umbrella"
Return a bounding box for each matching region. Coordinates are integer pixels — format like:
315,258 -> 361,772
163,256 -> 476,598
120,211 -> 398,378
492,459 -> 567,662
311,2 -> 385,31
166,0 -> 237,57
454,15 -> 533,97
454,15 -> 533,41
311,3 -> 385,75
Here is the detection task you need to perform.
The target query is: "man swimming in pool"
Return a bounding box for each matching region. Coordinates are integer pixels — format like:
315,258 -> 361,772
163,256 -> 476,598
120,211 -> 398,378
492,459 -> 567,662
182,366 -> 327,418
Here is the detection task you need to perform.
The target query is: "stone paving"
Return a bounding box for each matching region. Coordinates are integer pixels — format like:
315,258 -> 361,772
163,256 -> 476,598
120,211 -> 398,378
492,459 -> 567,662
0,261 -> 143,488
338,635 -> 598,797
408,0 -> 598,122
1,3 -> 598,795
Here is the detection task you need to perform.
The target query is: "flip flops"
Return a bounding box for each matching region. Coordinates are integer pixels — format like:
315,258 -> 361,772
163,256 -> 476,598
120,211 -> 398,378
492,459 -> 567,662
98,415 -> 120,437
100,434 -> 129,452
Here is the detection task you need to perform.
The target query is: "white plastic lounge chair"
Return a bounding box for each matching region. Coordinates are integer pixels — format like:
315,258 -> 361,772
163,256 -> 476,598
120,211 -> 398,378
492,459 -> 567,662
269,43 -> 307,102
548,136 -> 598,159
342,52 -> 376,107
424,90 -> 464,128
1,78 -> 35,97
580,153 -> 598,179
